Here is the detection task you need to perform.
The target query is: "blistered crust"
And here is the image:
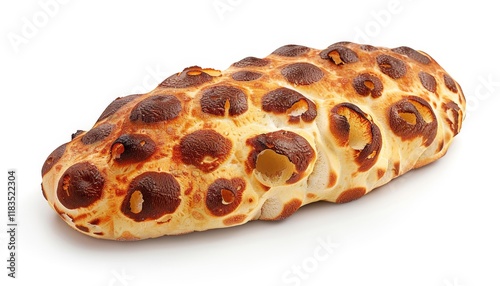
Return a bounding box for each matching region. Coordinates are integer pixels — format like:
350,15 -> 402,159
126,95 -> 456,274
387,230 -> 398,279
41,42 -> 465,240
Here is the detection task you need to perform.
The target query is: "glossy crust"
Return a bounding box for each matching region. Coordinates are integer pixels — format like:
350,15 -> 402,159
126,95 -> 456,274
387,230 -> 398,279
41,42 -> 465,240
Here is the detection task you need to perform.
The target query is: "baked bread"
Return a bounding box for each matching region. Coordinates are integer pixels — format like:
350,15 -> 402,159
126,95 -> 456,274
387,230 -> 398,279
41,42 -> 465,240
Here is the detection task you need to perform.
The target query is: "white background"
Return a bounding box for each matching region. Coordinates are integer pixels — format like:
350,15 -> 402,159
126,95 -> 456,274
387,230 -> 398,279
1,0 -> 499,285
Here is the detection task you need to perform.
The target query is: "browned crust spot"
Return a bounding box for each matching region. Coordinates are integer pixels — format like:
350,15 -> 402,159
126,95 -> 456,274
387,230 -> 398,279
246,130 -> 315,184
73,213 -> 89,222
329,103 -> 382,172
391,46 -> 431,65
232,57 -> 270,67
117,231 -> 140,241
57,162 -> 104,209
393,162 -> 400,176
377,169 -> 386,180
231,70 -> 263,81
442,101 -> 463,136
129,95 -> 182,123
352,73 -> 384,98
42,143 -> 67,176
437,140 -> 445,153
274,198 -> 302,220
307,193 -> 318,199
76,225 -> 89,233
272,44 -> 310,57
388,97 -> 438,146
328,172 -> 338,188
281,63 -> 324,85
377,54 -> 407,79
206,178 -> 246,216
178,129 -> 232,172
120,172 -> 181,221
200,85 -> 248,116
223,214 -> 247,226
160,66 -> 219,88
110,134 -> 156,164
262,87 -> 317,123
89,218 -> 100,225
81,123 -> 114,145
360,44 -> 378,52
443,74 -> 459,93
336,187 -> 366,203
418,71 -> 437,93
97,94 -> 141,122
71,130 -> 85,139
320,43 -> 359,65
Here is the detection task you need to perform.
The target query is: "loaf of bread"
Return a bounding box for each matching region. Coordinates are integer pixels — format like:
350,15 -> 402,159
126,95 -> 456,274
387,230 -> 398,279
41,42 -> 465,240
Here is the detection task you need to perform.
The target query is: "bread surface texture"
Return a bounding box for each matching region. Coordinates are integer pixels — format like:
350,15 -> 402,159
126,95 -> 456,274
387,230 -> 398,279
41,42 -> 465,240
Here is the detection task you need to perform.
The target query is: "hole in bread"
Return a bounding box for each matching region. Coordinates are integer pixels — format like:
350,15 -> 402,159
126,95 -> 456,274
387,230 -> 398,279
336,106 -> 372,150
187,70 -> 202,76
187,68 -> 222,77
129,190 -> 144,214
328,51 -> 343,65
349,123 -> 370,150
255,149 -> 295,187
398,112 -> 417,125
202,68 -> 222,77
221,188 -> 235,205
286,99 -> 309,117
364,80 -> 375,90
409,99 -> 434,123
111,143 -> 125,160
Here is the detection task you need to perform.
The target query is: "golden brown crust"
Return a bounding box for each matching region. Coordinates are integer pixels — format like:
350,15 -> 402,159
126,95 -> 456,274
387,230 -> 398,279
41,42 -> 465,240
